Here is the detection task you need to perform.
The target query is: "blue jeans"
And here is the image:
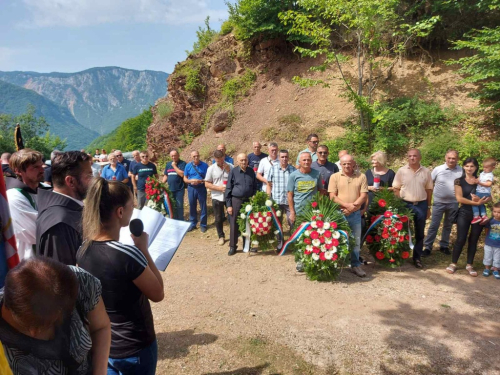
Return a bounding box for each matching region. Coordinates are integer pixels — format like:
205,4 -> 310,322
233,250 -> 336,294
424,201 -> 457,250
107,340 -> 158,375
345,210 -> 362,267
187,186 -> 207,228
171,189 -> 185,220
404,200 -> 428,261
472,192 -> 490,217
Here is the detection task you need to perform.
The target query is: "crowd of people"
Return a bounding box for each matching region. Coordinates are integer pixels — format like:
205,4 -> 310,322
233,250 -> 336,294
0,134 -> 498,373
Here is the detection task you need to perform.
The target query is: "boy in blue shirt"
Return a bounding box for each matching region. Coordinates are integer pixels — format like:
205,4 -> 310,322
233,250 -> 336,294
483,202 -> 500,279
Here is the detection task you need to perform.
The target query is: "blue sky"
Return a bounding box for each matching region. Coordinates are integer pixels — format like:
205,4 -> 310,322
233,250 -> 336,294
0,0 -> 229,74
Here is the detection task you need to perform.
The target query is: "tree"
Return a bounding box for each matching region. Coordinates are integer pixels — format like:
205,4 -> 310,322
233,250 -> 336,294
189,16 -> 219,55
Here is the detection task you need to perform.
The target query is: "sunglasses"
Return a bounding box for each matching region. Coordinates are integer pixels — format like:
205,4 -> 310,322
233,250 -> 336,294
318,151 -> 328,155
116,154 -> 123,157
141,155 -> 149,158
310,141 -> 319,144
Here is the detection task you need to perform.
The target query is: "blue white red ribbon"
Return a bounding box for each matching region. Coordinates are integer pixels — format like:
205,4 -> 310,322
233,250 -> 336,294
163,190 -> 174,219
361,214 -> 414,250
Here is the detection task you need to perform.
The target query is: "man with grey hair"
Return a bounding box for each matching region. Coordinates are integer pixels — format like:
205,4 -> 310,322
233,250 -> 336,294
1,152 -> 14,177
248,141 -> 268,191
257,142 -> 279,192
329,153 -> 368,277
423,150 -> 462,256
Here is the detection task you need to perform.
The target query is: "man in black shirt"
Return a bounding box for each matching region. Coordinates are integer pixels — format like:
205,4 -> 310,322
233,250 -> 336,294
247,142 -> 267,191
36,151 -> 93,265
225,153 -> 257,256
311,145 -> 338,193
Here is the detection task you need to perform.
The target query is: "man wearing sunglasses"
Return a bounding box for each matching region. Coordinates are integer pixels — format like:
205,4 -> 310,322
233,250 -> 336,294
295,134 -> 319,167
131,151 -> 158,209
311,145 -> 338,193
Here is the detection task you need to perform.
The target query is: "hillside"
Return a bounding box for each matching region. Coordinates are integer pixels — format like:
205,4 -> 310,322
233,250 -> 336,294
0,67 -> 168,135
0,80 -> 99,149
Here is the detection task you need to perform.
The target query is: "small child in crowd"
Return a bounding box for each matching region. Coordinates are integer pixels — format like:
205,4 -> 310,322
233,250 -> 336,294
472,157 -> 496,224
483,202 -> 500,279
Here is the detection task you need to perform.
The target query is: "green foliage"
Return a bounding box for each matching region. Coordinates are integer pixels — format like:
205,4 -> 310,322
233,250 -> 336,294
227,0 -> 301,41
220,20 -> 234,35
324,122 -> 371,159
420,129 -> 462,166
0,105 -> 67,159
179,132 -> 195,147
157,102 -> 173,120
185,65 -> 205,97
456,125 -> 500,162
189,16 -> 219,55
447,26 -> 500,109
87,109 -> 153,152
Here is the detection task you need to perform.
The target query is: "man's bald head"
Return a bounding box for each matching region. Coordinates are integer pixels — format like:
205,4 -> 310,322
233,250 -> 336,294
338,150 -> 348,159
1,153 -> 11,163
340,154 -> 354,163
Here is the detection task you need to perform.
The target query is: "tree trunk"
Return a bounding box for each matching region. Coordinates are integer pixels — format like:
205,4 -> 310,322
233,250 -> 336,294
357,33 -> 365,130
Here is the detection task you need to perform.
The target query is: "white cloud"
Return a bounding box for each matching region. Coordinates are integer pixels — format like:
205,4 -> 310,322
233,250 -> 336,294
20,0 -> 227,28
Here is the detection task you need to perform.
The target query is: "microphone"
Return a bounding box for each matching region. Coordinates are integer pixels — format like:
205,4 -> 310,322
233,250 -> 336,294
129,218 -> 144,237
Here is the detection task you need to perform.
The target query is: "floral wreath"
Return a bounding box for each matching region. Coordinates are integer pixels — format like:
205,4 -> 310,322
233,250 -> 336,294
145,176 -> 176,218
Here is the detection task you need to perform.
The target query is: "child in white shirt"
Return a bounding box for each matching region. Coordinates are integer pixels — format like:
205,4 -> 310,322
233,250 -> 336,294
472,158 -> 496,224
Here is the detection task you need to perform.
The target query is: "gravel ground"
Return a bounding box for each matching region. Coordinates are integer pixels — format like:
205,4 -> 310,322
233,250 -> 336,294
152,222 -> 500,375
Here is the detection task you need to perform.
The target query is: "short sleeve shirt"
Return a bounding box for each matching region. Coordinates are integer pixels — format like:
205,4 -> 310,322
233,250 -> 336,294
133,162 -> 157,191
477,171 -> 494,194
311,161 -> 339,190
205,163 -> 233,201
268,164 -> 296,205
485,219 -> 500,247
184,161 -> 209,187
77,240 -> 155,358
257,157 -> 279,191
101,163 -> 129,182
328,171 -> 368,203
295,148 -> 318,165
393,165 -> 433,202
287,169 -> 321,213
163,160 -> 186,191
247,152 -> 268,172
431,163 -> 463,203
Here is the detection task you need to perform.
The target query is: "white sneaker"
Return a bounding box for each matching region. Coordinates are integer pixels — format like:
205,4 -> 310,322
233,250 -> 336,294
218,237 -> 225,246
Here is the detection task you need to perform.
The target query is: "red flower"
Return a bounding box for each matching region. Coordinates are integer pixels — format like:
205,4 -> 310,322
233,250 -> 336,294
405,234 -> 410,240
304,238 -> 312,245
382,232 -> 390,239
374,235 -> 381,242
402,251 -> 410,259
259,223 -> 263,228
267,212 -> 272,217
395,222 -> 403,231
384,219 -> 392,226
388,249 -> 394,254
304,250 -> 312,255
378,199 -> 386,207
311,202 -> 318,208
375,252 -> 385,260
319,252 -> 326,261
318,214 -> 324,218
319,236 -> 325,244
366,235 -> 374,243
146,195 -> 150,200
390,239 -> 397,245
312,247 -> 320,254
312,215 -> 317,220
326,243 -> 333,250
400,216 -> 408,223
316,220 -> 324,228
371,216 -> 377,223
399,235 -> 405,242
324,230 -> 332,238
156,196 -> 161,202
307,225 -> 313,231
310,231 -> 319,240
384,211 -> 393,218
332,253 -> 338,261
330,222 -> 337,229
331,239 -> 339,246
389,258 -> 395,263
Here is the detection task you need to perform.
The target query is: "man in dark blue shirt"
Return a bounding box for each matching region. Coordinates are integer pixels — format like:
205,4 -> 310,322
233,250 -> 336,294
162,149 -> 186,220
247,141 -> 268,191
132,151 -> 158,209
183,151 -> 209,232
115,150 -> 134,192
311,145 -> 338,193
225,153 -> 257,256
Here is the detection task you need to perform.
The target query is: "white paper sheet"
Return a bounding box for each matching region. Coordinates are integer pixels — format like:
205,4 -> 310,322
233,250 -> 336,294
119,207 -> 166,246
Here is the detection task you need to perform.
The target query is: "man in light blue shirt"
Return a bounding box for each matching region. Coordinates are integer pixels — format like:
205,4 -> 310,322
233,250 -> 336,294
423,150 -> 463,256
295,133 -> 319,167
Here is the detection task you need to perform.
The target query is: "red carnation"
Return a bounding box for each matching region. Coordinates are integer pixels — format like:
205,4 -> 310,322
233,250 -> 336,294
304,250 -> 312,255
332,239 -> 339,246
310,231 -> 320,240
319,252 -> 326,261
307,225 -> 313,231
267,212 -> 272,217
330,222 -> 338,229
332,253 -> 338,261
312,247 -> 320,254
374,235 -> 381,242
395,222 -> 403,231
326,243 -> 333,250
318,214 -> 324,218
384,211 -> 393,218
390,239 -> 397,245
316,221 -> 324,228
388,249 -> 394,254
366,235 -> 374,243
156,196 -> 161,202
146,177 -> 150,181
375,252 -> 385,260
399,235 -> 405,242
259,223 -> 263,228
312,215 -> 317,220
146,195 -> 150,200
311,202 -> 318,208
378,199 -> 386,207
324,230 -> 332,238
400,216 -> 408,223
405,234 -> 410,240
383,227 -> 389,234
304,238 -> 312,245
402,251 -> 410,259
382,232 -> 390,239
371,216 -> 377,223
389,258 -> 395,263
384,219 -> 392,226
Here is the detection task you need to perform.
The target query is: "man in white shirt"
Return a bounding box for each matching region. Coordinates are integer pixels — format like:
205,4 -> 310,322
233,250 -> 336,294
205,150 -> 233,245
5,149 -> 46,260
257,142 -> 279,192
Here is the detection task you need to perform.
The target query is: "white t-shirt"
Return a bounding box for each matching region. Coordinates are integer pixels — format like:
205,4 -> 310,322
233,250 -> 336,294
205,162 -> 233,201
476,171 -> 494,194
6,189 -> 38,260
257,157 -> 279,191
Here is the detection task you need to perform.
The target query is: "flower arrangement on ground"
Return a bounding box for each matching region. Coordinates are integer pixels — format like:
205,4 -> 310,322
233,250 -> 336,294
237,191 -> 282,251
281,193 -> 352,281
364,189 -> 414,268
144,176 -> 175,217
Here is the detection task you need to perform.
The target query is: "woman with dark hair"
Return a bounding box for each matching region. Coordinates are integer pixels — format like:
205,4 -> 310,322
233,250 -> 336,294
77,178 -> 164,375
0,257 -> 111,374
446,158 -> 491,276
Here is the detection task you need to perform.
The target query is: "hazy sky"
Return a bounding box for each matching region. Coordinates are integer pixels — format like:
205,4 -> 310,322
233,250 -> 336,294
0,0 -> 229,74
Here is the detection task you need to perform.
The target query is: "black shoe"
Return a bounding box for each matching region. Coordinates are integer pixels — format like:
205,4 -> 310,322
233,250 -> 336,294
414,259 -> 424,269
422,249 -> 431,257
250,248 -> 258,253
228,247 -> 236,256
439,247 -> 451,255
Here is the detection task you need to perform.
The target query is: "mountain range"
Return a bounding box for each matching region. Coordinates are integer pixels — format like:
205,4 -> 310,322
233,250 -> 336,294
0,67 -> 168,149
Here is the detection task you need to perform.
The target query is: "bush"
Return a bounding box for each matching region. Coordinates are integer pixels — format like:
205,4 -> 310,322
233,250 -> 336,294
221,69 -> 257,100
220,20 -> 234,35
420,129 -> 462,166
189,16 -> 219,55
185,65 -> 205,97
157,102 -> 173,120
324,122 -> 371,161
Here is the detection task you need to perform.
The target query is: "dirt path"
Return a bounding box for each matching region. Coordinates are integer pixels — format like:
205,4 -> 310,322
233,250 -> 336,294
152,223 -> 500,375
